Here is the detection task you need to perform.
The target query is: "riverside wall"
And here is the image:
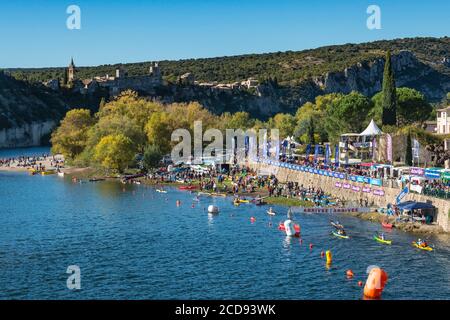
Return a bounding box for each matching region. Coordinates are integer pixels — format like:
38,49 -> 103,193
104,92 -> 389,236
247,161 -> 450,232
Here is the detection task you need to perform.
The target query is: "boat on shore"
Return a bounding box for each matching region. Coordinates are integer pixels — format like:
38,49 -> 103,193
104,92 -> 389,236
381,221 -> 393,229
41,170 -> 56,176
178,185 -> 198,190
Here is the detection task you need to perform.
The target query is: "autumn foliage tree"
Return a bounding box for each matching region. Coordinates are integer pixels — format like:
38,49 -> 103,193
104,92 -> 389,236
51,109 -> 95,159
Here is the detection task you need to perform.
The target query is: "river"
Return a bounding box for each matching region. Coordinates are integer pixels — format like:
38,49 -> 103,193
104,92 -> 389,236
0,147 -> 449,299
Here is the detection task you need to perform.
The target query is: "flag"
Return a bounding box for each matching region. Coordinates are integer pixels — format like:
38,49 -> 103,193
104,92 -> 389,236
325,144 -> 330,165
305,144 -> 311,157
334,144 -> 339,166
372,137 -> 377,161
386,134 -> 392,163
314,144 -> 319,164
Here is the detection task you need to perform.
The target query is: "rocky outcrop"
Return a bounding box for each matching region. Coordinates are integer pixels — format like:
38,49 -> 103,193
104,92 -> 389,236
152,51 -> 449,118
0,120 -> 55,148
312,50 -> 450,100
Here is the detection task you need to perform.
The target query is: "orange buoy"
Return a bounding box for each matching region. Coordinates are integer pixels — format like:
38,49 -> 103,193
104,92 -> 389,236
346,269 -> 354,278
250,217 -> 256,223
358,281 -> 363,287
363,267 -> 388,299
309,243 -> 313,250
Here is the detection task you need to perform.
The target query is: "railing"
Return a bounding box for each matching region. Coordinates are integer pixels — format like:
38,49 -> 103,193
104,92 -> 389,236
255,157 -> 450,201
422,188 -> 450,200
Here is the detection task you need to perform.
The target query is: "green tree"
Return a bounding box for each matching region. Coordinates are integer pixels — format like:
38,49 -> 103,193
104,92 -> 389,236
405,130 -> 413,166
143,144 -> 164,170
145,112 -> 174,154
381,50 -> 397,125
268,113 -> 296,138
51,109 -> 95,159
93,134 -> 135,173
324,91 -> 373,141
306,116 -> 316,145
370,87 -> 432,125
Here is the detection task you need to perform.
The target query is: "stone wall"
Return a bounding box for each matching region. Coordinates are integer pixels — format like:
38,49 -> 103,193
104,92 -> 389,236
0,121 -> 55,148
248,161 -> 450,232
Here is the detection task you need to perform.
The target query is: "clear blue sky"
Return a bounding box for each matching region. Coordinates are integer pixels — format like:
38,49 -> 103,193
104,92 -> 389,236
0,0 -> 448,68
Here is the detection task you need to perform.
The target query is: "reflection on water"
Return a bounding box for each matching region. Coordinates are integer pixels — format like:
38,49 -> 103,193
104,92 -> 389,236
1,160 -> 450,299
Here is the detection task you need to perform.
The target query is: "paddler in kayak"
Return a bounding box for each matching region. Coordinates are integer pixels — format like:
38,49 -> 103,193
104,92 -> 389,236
337,228 -> 347,236
417,238 -> 428,248
378,232 -> 386,241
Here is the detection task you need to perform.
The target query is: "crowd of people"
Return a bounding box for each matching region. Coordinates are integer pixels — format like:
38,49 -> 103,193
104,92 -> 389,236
0,153 -> 64,172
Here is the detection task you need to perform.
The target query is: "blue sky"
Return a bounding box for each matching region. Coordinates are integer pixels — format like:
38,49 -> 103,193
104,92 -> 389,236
0,0 -> 448,68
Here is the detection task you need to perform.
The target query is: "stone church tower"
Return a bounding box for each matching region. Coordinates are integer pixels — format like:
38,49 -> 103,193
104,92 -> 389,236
67,58 -> 76,82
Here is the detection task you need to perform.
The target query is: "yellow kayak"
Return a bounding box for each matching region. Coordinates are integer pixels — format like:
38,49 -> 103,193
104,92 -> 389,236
374,235 -> 392,245
238,199 -> 249,203
41,170 -> 56,176
412,242 -> 433,251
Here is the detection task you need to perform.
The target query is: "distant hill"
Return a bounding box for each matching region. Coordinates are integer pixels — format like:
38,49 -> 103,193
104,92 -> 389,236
7,37 -> 450,86
1,37 -> 449,147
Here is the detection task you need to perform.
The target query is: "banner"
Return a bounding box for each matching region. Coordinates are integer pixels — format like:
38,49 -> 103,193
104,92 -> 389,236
412,138 -> 420,164
325,144 -> 330,165
305,144 -> 311,158
372,137 -> 377,161
373,189 -> 385,196
396,187 -> 409,204
294,207 -> 371,214
314,144 -> 319,164
386,134 -> 392,163
334,144 -> 339,166
410,167 -> 424,176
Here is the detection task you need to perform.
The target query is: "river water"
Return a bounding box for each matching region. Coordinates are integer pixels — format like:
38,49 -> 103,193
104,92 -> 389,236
0,147 -> 449,299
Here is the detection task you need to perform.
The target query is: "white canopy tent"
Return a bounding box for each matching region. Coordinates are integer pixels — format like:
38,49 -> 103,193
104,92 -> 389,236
360,119 -> 382,136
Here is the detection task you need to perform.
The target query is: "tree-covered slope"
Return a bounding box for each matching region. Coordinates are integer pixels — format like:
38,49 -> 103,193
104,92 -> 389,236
7,37 -> 450,85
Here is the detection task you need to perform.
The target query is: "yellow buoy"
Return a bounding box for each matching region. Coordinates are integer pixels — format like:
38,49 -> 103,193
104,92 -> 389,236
326,250 -> 332,265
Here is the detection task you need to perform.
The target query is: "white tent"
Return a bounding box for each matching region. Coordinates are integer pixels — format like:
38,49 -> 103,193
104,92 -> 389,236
360,119 -> 382,136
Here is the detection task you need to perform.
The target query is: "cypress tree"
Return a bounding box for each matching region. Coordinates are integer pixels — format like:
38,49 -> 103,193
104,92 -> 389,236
307,117 -> 316,145
405,131 -> 413,166
381,50 -> 397,126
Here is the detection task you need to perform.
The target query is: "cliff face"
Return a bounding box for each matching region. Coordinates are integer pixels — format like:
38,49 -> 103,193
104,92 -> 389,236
0,120 -> 55,148
313,50 -> 450,100
152,51 -> 449,118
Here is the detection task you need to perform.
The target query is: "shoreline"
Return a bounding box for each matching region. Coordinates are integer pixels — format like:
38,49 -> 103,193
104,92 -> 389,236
340,211 -> 444,235
3,165 -> 444,235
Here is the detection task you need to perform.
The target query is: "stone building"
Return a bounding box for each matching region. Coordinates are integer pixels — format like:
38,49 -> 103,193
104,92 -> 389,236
65,58 -> 163,96
436,106 -> 450,168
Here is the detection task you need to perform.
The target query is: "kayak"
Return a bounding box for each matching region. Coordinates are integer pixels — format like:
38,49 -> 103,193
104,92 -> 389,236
331,221 -> 344,229
178,185 -> 198,190
233,201 -> 240,206
156,189 -> 167,193
412,242 -> 433,251
236,199 -> 249,203
374,235 -> 392,245
381,222 -> 393,229
332,231 -> 349,239
267,210 -> 276,216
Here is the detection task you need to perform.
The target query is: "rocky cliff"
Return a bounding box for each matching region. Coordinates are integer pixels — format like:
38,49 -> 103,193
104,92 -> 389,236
150,50 -> 449,118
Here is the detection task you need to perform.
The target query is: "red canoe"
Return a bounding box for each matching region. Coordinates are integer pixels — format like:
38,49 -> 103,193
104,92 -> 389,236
381,222 -> 393,229
178,185 -> 198,190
